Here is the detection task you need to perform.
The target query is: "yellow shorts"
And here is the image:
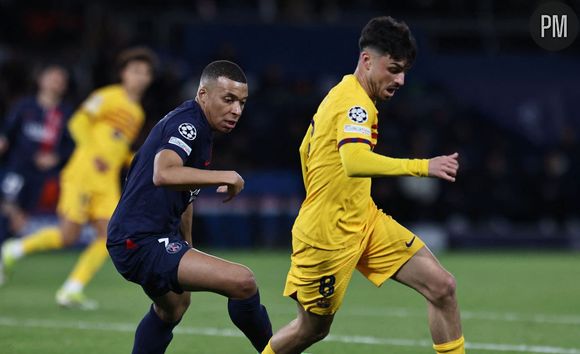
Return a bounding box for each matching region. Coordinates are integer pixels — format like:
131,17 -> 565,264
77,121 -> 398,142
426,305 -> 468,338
283,208 -> 425,315
57,175 -> 120,224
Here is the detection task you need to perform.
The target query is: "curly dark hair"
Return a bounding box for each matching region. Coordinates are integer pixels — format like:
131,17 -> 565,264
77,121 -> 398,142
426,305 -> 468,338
359,16 -> 417,66
116,46 -> 158,74
201,60 -> 247,84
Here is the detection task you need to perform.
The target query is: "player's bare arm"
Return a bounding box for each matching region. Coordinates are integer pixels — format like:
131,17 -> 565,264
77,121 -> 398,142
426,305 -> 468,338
428,152 -> 459,182
153,149 -> 244,198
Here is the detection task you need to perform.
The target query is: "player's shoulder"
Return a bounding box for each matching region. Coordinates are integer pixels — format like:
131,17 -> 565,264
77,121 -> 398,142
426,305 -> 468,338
318,75 -> 376,121
92,84 -> 121,98
158,100 -> 207,138
11,95 -> 37,110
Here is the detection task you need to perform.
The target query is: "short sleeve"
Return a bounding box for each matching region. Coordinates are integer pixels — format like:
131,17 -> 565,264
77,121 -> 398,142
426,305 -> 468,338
157,114 -> 197,162
336,103 -> 377,150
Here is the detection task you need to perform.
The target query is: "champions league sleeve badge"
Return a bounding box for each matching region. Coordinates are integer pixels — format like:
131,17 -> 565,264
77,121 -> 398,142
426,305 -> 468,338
178,123 -> 197,140
347,106 -> 368,124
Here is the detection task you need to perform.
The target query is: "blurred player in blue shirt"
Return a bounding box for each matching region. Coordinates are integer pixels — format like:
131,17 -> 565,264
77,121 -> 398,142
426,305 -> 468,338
107,60 -> 272,353
0,64 -> 73,284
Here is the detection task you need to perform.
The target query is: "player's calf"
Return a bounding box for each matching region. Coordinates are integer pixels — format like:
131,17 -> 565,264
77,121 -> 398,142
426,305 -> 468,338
228,288 -> 273,352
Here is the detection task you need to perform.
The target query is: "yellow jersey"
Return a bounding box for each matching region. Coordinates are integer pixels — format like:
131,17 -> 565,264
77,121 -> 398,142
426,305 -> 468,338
63,84 -> 145,187
293,75 -> 429,250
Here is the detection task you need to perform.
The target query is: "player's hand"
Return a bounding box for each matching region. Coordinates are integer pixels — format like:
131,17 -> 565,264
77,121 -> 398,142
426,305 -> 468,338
93,157 -> 110,173
216,172 -> 244,203
35,152 -> 59,170
428,152 -> 459,182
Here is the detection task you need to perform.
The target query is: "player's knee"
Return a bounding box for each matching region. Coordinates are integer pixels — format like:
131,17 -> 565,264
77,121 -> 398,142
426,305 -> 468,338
297,324 -> 330,345
232,267 -> 257,299
156,297 -> 190,323
309,327 -> 331,343
431,273 -> 457,306
60,233 -> 77,247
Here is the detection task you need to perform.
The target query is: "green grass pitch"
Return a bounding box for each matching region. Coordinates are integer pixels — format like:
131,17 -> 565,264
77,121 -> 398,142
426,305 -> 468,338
1,249 -> 579,353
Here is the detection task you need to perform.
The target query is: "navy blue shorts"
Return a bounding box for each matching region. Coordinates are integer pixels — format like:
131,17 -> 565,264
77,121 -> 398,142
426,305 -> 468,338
0,170 -> 49,210
107,234 -> 191,298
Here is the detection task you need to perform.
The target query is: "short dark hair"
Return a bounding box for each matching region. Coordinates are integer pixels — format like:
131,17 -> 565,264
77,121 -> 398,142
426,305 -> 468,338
359,16 -> 417,66
116,46 -> 158,74
200,60 -> 247,84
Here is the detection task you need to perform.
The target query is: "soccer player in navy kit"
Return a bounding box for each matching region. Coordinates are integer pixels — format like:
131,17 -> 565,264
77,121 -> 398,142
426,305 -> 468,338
107,60 -> 272,353
0,64 -> 74,284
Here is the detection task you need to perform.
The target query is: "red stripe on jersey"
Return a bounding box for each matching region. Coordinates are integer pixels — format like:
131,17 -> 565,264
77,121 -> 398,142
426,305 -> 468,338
371,124 -> 378,129
371,133 -> 378,139
337,138 -> 372,148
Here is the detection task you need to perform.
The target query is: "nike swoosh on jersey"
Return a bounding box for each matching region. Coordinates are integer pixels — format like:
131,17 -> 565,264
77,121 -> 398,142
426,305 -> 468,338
405,236 -> 416,248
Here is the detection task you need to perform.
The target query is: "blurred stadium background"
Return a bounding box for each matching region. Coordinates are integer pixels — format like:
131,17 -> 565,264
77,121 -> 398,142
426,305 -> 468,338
3,0 -> 578,251
0,1 -> 579,353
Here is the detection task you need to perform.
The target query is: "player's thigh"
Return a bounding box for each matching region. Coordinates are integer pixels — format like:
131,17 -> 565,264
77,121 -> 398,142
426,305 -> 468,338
177,248 -> 256,298
392,246 -> 455,302
57,177 -> 90,224
284,237 -> 360,316
294,301 -> 334,337
91,218 -> 109,238
89,186 -> 120,222
357,212 -> 425,286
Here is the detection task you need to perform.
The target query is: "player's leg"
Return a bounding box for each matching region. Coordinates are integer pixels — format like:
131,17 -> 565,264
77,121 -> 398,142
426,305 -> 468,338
264,237 -> 361,354
357,210 -> 464,354
56,186 -> 118,308
393,247 -> 465,353
263,302 -> 334,354
56,218 -> 109,309
176,248 -> 272,351
1,171 -> 55,271
132,290 -> 191,354
3,174 -> 88,268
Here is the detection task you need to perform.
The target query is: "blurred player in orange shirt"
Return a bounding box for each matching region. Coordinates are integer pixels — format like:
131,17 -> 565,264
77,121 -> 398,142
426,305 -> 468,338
2,47 -> 157,309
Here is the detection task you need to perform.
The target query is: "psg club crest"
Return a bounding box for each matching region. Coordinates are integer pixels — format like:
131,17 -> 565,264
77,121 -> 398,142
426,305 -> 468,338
347,106 -> 368,124
178,123 -> 197,140
166,242 -> 183,254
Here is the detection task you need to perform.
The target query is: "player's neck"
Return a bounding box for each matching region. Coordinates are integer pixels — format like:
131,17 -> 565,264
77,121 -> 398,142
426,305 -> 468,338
353,67 -> 376,103
123,85 -> 143,102
37,91 -> 60,109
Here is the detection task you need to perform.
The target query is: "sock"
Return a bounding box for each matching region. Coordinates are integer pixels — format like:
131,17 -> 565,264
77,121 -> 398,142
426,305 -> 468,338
228,289 -> 273,352
261,340 -> 276,354
433,335 -> 465,354
133,304 -> 180,354
22,226 -> 63,255
66,237 -> 108,288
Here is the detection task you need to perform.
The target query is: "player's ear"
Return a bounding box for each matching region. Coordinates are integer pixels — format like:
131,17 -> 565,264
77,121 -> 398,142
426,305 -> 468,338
359,51 -> 372,71
197,86 -> 208,104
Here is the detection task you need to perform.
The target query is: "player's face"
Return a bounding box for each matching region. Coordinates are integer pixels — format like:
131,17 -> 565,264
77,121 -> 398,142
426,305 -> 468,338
39,66 -> 68,97
121,61 -> 153,94
198,76 -> 248,133
367,52 -> 407,101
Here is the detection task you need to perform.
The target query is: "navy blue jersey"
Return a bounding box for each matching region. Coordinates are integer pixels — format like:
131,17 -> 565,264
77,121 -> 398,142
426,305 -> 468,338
107,100 -> 212,246
1,96 -> 74,173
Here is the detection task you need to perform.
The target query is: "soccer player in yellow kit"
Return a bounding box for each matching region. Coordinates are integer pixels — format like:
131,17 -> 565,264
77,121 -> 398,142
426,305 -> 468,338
262,17 -> 465,354
2,47 -> 157,309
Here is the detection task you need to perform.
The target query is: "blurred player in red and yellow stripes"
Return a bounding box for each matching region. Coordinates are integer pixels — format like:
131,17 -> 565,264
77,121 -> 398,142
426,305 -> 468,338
262,17 -> 465,354
2,47 -> 157,309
